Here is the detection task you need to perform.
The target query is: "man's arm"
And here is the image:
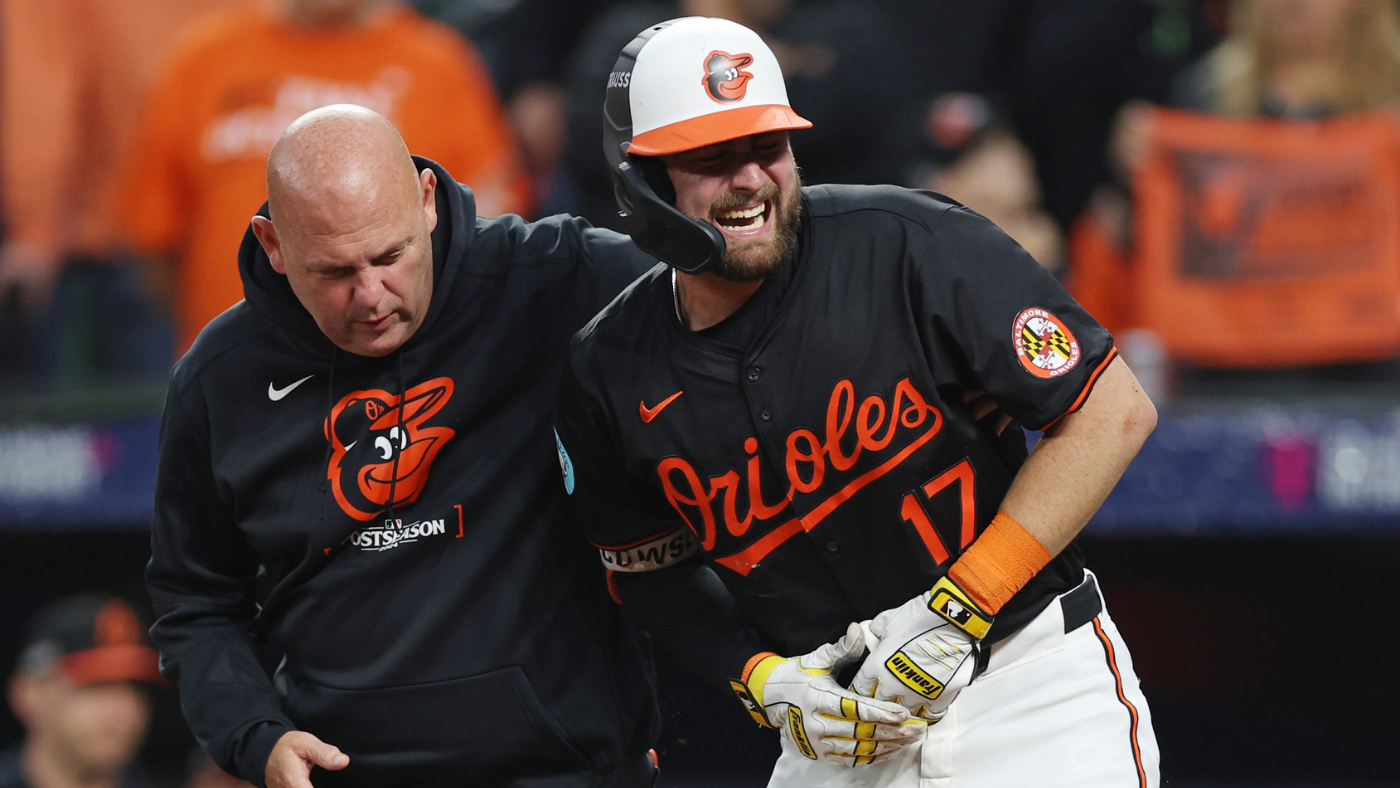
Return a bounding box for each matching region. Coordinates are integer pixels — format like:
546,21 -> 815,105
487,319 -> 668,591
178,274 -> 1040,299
575,224 -> 661,317
1000,357 -> 1156,555
850,203 -> 1155,717
147,385 -> 345,788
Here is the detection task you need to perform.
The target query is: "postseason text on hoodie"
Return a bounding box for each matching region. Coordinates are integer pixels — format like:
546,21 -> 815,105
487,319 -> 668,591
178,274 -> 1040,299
147,159 -> 661,786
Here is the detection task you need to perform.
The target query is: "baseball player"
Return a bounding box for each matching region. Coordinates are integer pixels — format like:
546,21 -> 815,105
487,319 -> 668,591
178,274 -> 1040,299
554,17 -> 1161,788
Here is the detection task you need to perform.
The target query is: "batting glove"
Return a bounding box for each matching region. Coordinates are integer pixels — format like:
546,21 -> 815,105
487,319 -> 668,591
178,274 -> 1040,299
850,576 -> 994,723
730,623 -> 923,766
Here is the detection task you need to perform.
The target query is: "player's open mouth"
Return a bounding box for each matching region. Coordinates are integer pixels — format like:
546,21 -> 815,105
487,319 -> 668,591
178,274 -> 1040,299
713,200 -> 771,233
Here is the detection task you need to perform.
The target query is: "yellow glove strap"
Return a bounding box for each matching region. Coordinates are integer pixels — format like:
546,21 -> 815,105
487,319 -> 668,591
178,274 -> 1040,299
745,654 -> 787,707
927,576 -> 994,640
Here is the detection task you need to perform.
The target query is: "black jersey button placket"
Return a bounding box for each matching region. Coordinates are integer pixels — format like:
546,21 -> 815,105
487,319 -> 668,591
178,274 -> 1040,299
746,366 -> 762,382
760,408 -> 773,421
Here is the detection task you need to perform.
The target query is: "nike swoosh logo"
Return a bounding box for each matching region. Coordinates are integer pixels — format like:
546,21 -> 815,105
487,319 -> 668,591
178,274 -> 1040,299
268,375 -> 315,402
639,391 -> 683,423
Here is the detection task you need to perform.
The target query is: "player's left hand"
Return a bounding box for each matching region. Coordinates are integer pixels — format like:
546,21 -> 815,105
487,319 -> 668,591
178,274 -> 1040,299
732,623 -> 923,766
850,576 -> 994,723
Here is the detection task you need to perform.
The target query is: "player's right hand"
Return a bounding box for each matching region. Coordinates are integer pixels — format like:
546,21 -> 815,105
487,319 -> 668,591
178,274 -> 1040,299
730,623 -> 923,766
850,576 -> 994,724
265,731 -> 349,788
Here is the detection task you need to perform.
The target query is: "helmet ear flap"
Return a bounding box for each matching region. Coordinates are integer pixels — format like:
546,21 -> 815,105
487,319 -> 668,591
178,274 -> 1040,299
633,154 -> 675,205
612,158 -> 726,275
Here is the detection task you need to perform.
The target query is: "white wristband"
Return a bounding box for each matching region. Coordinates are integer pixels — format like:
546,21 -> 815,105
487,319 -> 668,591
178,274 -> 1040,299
597,527 -> 698,572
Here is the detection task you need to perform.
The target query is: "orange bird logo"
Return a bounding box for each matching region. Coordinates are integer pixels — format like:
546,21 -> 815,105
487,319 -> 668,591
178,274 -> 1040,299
325,378 -> 456,521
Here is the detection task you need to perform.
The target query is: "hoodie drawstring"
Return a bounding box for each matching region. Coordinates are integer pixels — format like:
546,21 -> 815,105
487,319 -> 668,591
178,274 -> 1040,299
319,346 -> 340,520
384,351 -> 407,526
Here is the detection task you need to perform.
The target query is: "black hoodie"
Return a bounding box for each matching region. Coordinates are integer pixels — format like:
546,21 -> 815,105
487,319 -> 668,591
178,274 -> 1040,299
147,159 -> 661,787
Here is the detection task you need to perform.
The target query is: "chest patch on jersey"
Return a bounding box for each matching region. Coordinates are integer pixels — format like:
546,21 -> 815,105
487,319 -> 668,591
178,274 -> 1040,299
324,378 -> 457,521
1013,308 -> 1081,379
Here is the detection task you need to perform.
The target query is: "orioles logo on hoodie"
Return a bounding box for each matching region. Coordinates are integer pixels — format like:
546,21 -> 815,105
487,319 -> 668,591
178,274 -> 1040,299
703,51 -> 754,103
325,378 -> 456,521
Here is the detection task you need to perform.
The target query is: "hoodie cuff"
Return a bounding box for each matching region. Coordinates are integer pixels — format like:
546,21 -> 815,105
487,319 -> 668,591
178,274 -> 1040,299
234,719 -> 296,788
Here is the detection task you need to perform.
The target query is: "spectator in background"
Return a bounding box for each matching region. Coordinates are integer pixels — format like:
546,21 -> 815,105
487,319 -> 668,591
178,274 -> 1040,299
0,0 -> 244,381
1114,0 -> 1400,174
908,94 -> 1065,274
117,0 -> 528,353
1,595 -> 161,788
1003,0 -> 1199,233
1179,0 -> 1400,117
508,81 -> 579,218
561,0 -> 909,228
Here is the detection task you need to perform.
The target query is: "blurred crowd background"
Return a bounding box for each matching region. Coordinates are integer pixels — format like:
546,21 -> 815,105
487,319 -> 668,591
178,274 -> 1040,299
1,0 -> 1398,786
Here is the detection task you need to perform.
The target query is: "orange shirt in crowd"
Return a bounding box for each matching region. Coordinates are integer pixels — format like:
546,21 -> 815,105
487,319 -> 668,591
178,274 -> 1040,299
1,0 -> 242,258
118,1 -> 528,351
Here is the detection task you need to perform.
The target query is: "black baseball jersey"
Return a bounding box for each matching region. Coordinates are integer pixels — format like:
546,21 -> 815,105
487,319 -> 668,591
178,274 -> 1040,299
556,185 -> 1117,658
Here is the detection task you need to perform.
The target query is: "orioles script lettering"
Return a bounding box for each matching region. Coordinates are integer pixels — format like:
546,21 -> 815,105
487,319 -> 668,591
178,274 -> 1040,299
657,378 -> 943,572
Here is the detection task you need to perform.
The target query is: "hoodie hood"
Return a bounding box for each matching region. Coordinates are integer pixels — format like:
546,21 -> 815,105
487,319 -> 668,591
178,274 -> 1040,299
237,156 -> 474,361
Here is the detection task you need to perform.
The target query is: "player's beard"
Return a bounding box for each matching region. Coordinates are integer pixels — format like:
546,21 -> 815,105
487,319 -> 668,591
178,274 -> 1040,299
708,170 -> 803,283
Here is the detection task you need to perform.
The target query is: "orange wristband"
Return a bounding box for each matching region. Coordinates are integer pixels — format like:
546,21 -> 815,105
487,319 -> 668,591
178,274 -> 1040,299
947,511 -> 1052,614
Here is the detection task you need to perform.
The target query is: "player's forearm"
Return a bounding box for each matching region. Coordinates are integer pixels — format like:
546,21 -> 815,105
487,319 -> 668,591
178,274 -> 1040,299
999,357 -> 1157,555
612,559 -> 770,691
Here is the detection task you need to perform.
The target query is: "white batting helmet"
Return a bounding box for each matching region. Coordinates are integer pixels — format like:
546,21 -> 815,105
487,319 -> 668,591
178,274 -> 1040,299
603,17 -> 811,273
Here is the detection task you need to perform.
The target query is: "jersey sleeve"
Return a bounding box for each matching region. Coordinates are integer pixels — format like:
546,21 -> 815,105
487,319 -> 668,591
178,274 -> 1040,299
555,353 -> 697,572
919,204 -> 1117,432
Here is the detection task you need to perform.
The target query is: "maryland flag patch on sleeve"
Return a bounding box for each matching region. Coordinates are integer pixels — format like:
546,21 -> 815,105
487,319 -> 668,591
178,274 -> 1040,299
1013,308 -> 1081,379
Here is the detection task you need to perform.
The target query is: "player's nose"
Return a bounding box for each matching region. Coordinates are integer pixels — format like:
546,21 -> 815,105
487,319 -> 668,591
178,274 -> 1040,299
728,159 -> 769,193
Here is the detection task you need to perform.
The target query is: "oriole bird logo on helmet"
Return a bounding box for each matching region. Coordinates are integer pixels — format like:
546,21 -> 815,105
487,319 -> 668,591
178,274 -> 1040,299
703,50 -> 754,102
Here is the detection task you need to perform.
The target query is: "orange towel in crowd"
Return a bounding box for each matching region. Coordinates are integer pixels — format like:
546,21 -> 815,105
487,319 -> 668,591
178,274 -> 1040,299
117,1 -> 528,351
1,0 -> 242,259
1131,109 -> 1400,367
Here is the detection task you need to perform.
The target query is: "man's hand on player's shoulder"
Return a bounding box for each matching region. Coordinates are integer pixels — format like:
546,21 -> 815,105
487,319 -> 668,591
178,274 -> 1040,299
265,731 -> 349,788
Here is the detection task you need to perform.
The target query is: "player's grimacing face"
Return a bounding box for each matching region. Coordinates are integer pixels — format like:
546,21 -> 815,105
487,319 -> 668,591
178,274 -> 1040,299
663,131 -> 802,282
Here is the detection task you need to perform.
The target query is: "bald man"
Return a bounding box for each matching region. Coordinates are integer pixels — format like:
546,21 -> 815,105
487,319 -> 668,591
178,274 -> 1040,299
147,106 -> 661,788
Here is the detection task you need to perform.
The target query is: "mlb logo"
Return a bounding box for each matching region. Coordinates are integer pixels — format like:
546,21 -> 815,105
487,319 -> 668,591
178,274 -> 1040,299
942,599 -> 971,624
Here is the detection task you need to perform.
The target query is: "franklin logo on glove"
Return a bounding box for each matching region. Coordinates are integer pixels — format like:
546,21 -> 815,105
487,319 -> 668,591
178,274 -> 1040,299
885,652 -> 945,700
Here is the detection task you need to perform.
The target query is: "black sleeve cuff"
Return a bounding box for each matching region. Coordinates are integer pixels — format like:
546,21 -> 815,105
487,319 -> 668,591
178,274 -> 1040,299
233,719 -> 296,788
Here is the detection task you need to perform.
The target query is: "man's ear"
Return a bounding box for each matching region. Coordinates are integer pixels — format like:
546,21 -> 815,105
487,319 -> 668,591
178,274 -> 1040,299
250,216 -> 287,275
420,168 -> 438,234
